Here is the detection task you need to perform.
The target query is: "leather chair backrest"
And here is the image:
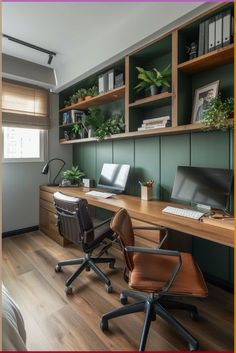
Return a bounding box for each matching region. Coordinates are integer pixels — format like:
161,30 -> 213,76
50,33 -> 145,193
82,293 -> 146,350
53,192 -> 94,246
111,208 -> 134,271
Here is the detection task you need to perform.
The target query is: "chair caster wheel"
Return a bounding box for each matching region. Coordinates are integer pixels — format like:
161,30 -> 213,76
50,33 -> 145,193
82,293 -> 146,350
109,261 -> 115,269
106,285 -> 113,293
85,266 -> 91,272
188,342 -> 198,351
100,318 -> 109,332
190,310 -> 199,321
65,286 -> 73,295
55,265 -> 62,273
120,293 -> 128,305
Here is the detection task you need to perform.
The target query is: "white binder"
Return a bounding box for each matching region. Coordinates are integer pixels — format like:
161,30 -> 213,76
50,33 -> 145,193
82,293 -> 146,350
215,13 -> 223,49
208,17 -> 216,52
222,10 -> 231,47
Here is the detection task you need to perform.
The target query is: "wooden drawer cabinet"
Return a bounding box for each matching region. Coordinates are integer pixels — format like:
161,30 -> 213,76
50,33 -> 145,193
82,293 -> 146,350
39,190 -> 68,246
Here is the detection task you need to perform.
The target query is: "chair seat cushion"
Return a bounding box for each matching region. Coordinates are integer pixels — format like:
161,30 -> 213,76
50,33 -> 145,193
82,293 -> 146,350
129,252 -> 208,297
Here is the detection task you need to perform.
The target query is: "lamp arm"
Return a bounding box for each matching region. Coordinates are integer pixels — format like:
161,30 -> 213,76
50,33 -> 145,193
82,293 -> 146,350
51,159 -> 66,185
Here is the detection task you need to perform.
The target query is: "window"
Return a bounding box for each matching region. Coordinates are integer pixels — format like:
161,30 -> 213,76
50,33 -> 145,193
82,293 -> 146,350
3,127 -> 47,162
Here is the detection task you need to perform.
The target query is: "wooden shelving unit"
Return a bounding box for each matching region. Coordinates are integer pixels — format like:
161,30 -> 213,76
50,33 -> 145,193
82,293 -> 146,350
178,44 -> 234,74
60,85 -> 125,112
129,92 -> 172,108
59,2 -> 233,145
59,123 -> 204,144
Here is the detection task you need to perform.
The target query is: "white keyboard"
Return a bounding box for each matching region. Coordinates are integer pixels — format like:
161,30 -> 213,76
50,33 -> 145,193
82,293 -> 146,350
85,191 -> 115,199
162,206 -> 204,220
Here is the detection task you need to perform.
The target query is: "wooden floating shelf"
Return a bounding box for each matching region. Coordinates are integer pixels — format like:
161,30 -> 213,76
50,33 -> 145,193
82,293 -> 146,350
59,85 -> 126,112
59,123 -> 74,128
178,44 -> 234,74
129,92 -> 172,108
59,123 -> 204,144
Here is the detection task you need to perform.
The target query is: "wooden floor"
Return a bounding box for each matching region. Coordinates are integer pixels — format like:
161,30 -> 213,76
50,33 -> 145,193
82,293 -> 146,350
2,231 -> 234,351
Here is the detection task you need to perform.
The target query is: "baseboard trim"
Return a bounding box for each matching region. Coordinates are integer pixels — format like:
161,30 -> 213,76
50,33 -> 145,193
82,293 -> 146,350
2,226 -> 39,238
204,272 -> 233,293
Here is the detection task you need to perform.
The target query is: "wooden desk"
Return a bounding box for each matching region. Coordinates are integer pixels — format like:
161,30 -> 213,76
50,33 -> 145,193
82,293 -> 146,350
39,186 -> 234,248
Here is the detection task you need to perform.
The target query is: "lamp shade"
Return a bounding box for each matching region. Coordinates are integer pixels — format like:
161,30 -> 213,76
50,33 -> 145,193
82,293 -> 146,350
41,163 -> 49,175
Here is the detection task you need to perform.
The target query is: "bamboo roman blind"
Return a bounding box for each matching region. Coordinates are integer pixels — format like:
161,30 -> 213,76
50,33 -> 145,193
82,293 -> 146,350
2,81 -> 49,129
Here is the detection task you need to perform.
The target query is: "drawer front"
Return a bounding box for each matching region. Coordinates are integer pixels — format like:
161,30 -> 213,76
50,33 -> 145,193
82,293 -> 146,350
40,199 -> 56,214
39,207 -> 66,246
131,218 -> 162,244
40,190 -> 54,203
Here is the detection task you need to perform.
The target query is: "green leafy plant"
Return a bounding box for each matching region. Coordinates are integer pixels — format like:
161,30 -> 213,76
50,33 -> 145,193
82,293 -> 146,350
77,88 -> 87,99
71,122 -> 82,134
61,166 -> 85,185
202,95 -> 234,131
64,98 -> 71,106
87,85 -> 99,97
135,65 -> 171,93
85,107 -> 105,129
94,113 -> 125,141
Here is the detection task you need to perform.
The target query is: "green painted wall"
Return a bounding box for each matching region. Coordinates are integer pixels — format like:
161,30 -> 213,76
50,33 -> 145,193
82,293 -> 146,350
73,130 -> 233,286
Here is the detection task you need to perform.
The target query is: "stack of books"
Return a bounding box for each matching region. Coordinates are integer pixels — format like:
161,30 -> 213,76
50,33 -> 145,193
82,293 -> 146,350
138,116 -> 171,131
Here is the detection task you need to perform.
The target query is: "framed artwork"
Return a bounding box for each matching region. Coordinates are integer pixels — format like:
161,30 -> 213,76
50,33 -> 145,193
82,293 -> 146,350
191,80 -> 219,123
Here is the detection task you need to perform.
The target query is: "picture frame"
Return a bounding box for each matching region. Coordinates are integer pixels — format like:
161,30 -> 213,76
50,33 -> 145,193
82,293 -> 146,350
191,80 -> 219,123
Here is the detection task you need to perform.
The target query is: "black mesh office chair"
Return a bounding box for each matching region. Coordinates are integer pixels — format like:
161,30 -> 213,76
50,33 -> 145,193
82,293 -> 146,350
53,192 -> 116,294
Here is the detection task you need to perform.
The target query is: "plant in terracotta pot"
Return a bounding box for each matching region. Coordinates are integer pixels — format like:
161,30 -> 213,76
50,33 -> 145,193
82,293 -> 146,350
64,98 -> 71,108
135,64 -> 171,96
201,95 -> 234,131
77,88 -> 87,102
61,166 -> 85,186
90,85 -> 99,97
71,93 -> 78,105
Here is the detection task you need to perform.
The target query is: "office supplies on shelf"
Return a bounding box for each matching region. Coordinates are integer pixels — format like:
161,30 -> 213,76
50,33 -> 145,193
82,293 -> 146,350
208,16 -> 216,52
86,190 -> 115,198
162,206 -> 204,220
222,10 -> 232,47
215,13 -> 223,49
198,21 -> 205,56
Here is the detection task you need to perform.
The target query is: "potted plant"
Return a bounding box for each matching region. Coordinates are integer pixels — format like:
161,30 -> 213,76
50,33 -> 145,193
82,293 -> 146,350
71,93 -> 78,105
85,107 -> 105,137
202,95 -> 234,131
71,122 -> 83,139
64,98 -> 71,108
77,88 -> 87,102
61,166 -> 85,186
135,64 -> 171,96
94,112 -> 125,141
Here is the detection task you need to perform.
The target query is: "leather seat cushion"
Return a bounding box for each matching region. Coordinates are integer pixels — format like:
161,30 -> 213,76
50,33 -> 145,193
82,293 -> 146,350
130,252 -> 208,297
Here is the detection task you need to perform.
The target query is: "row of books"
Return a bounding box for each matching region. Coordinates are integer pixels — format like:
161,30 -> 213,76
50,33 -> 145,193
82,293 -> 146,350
198,9 -> 233,56
137,116 -> 171,131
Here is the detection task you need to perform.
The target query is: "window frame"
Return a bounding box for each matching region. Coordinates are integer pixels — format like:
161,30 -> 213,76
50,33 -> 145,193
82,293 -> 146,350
2,128 -> 48,163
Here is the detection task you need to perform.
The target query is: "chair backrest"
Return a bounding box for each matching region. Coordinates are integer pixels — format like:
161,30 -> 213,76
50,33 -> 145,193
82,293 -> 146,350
53,192 -> 94,246
111,208 -> 135,271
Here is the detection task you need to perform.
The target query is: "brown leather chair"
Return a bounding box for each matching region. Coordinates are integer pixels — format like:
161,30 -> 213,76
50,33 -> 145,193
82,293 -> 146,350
100,208 -> 208,351
53,192 -> 116,294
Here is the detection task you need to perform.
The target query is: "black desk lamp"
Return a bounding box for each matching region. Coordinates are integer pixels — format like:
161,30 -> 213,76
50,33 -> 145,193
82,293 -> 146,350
42,158 -> 65,186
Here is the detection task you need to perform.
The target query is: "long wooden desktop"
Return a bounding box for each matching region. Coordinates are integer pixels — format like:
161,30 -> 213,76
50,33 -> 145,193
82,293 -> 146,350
39,185 -> 234,248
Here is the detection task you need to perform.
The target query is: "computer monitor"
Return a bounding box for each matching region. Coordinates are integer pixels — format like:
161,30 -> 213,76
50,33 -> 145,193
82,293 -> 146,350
98,163 -> 130,193
171,166 -> 233,211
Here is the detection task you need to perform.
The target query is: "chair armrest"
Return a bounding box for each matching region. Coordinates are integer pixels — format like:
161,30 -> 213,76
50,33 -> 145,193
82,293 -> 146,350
93,218 -> 112,229
125,246 -> 182,293
132,226 -> 168,248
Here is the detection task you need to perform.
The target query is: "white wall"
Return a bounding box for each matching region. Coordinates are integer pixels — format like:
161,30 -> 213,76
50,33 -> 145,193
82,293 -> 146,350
2,93 -> 72,232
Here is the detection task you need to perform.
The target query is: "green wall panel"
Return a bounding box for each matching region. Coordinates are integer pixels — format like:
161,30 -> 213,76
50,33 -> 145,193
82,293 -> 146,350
96,141 -> 113,182
191,130 -> 230,168
160,134 -> 190,201
73,143 -> 96,180
113,139 -> 135,194
134,137 -> 160,198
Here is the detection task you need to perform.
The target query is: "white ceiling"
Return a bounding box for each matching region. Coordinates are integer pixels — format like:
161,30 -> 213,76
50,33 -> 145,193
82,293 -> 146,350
3,2 -> 204,91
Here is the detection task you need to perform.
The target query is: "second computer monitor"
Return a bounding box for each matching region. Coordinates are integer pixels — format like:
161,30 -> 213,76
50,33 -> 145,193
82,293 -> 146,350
98,163 -> 130,193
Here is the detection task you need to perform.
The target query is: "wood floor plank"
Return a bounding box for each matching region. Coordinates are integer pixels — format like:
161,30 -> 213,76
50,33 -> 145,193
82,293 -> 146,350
2,231 -> 233,351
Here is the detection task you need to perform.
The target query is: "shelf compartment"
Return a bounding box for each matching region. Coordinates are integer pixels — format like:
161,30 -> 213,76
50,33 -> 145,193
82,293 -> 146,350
59,123 -> 204,144
60,85 -> 125,112
129,92 -> 172,109
178,44 -> 234,74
